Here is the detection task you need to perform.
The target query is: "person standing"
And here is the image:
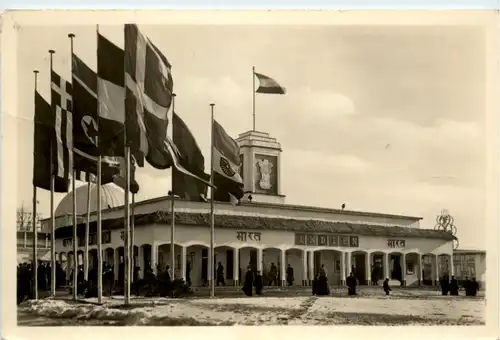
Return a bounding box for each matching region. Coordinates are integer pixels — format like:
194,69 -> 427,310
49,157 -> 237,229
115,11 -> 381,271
216,262 -> 225,286
269,263 -> 278,286
242,266 -> 254,296
347,272 -> 357,296
470,277 -> 479,296
286,264 -> 294,286
449,276 -> 459,296
186,261 -> 191,286
383,278 -> 391,296
254,270 -> 263,295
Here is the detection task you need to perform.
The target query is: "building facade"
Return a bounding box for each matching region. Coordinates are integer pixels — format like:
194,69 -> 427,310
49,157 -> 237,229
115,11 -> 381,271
44,130 -> 457,288
453,249 -> 486,287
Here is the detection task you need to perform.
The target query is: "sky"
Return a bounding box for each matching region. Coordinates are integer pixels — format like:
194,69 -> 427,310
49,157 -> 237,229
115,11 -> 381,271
14,24 -> 486,250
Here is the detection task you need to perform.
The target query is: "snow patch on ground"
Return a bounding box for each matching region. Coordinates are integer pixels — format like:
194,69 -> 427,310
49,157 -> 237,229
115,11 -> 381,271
19,294 -> 485,326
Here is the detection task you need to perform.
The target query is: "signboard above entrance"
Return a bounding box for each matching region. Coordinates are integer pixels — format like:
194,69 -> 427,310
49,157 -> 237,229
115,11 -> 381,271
295,233 -> 359,248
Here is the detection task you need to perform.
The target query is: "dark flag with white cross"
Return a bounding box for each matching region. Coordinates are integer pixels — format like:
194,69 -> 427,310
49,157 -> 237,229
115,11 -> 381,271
50,70 -> 73,192
124,24 -> 174,169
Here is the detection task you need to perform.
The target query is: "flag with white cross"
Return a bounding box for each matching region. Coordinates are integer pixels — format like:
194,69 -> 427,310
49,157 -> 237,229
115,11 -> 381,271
124,24 -> 174,169
50,70 -> 73,192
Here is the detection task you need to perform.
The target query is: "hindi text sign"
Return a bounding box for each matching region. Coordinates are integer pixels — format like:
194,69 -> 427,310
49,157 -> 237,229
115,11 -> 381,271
236,231 -> 262,242
387,239 -> 406,248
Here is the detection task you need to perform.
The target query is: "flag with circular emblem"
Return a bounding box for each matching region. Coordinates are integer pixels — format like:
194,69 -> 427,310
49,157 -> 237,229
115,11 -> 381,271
212,120 -> 244,201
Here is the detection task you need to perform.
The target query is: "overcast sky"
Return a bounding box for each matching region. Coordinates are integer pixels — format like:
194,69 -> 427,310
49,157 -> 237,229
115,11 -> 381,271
15,24 -> 486,250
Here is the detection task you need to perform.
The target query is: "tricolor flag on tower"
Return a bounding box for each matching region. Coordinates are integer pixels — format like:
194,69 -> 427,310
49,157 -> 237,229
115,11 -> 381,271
251,68 -> 286,131
254,72 -> 286,95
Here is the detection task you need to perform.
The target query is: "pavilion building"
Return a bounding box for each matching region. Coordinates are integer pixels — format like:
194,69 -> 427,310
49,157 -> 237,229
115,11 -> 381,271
45,130 -> 456,287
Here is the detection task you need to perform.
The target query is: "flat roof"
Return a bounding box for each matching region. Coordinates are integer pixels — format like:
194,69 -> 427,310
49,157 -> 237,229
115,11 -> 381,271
454,249 -> 486,255
54,211 -> 453,241
45,195 -> 422,222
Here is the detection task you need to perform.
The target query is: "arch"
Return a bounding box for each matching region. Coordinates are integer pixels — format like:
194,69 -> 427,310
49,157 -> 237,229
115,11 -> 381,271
349,250 -> 369,285
284,248 -> 305,286
157,243 -> 183,277
316,249 -> 343,285
421,253 -> 436,285
183,240 -> 210,248
262,247 -> 282,286
140,244 -> 152,272
214,245 -> 237,285
370,251 -> 386,284
186,244 -> 209,287
238,246 -> 260,277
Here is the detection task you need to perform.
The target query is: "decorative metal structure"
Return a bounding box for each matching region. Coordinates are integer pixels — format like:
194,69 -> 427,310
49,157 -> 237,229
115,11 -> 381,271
434,209 -> 459,249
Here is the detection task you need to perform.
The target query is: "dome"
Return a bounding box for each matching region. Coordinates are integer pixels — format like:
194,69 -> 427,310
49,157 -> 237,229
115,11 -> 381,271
55,183 -> 126,217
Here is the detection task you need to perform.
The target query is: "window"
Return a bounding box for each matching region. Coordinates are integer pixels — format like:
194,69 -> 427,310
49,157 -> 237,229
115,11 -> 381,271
334,259 -> 340,272
102,231 -> 111,244
406,262 -> 414,275
454,254 -> 476,279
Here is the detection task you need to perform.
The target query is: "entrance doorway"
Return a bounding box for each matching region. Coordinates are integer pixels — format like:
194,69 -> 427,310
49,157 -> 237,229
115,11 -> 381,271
390,255 -> 402,281
314,251 -> 321,276
352,253 -> 366,284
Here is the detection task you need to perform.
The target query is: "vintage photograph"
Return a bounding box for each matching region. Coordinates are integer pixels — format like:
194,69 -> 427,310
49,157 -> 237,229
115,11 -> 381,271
2,11 -> 496,330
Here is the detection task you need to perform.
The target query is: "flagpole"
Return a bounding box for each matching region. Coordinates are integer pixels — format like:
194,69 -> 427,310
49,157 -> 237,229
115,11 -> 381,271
97,156 -> 102,303
96,24 -> 103,304
170,93 -> 176,282
252,66 -> 256,131
68,33 -> 78,301
124,145 -> 131,305
32,69 -> 39,301
50,135 -> 56,297
130,191 -> 135,286
123,26 -> 131,306
209,103 -> 215,298
84,182 -> 90,281
48,51 -> 57,298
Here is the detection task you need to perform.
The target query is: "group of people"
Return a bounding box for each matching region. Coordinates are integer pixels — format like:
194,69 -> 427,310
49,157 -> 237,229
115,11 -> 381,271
17,261 -> 67,304
241,266 -> 264,296
440,275 -> 479,296
17,259 -> 195,302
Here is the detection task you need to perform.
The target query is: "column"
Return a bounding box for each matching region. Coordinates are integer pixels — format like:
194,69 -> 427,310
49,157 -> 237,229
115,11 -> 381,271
308,250 -> 315,285
450,254 -> 455,276
434,255 -> 439,286
340,251 -> 346,286
233,248 -> 239,286
138,246 -> 144,279
383,253 -> 389,280
114,248 -> 119,282
346,252 -> 352,278
418,254 -> 422,285
257,248 -> 263,272
152,243 -> 158,276
280,249 -> 286,287
401,253 -> 406,286
181,246 -> 187,282
302,250 -> 308,286
365,252 -> 371,285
